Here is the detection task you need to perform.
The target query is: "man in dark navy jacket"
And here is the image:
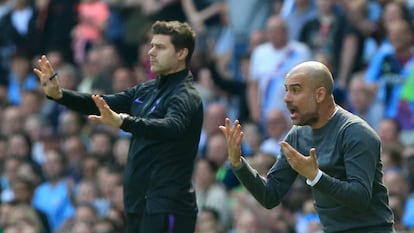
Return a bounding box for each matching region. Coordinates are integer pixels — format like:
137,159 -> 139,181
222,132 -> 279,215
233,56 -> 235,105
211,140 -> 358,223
34,21 -> 203,233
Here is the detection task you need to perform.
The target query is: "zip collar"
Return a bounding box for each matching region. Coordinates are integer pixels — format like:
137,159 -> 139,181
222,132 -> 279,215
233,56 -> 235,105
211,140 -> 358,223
156,69 -> 189,88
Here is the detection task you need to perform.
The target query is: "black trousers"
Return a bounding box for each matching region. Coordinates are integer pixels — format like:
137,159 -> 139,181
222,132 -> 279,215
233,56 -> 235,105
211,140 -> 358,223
126,211 -> 196,233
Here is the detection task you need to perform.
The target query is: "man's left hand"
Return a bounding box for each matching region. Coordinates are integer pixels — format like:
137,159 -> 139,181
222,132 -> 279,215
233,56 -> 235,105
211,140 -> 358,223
88,95 -> 123,127
280,141 -> 319,180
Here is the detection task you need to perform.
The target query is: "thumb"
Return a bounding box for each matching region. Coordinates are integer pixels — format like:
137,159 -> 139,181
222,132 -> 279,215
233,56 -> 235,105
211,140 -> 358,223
309,148 -> 317,161
88,115 -> 101,122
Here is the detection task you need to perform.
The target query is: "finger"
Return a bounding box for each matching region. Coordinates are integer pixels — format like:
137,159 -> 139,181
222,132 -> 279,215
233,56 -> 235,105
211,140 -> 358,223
39,56 -> 49,72
219,118 -> 231,137
309,148 -> 317,161
33,68 -> 43,79
230,119 -> 239,138
92,95 -> 106,110
279,141 -> 290,153
218,125 -> 227,137
234,125 -> 244,146
88,115 -> 102,122
40,55 -> 55,75
43,55 -> 55,72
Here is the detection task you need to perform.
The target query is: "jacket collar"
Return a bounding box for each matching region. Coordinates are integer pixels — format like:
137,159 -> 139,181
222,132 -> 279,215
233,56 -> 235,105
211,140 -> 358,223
156,69 -> 189,88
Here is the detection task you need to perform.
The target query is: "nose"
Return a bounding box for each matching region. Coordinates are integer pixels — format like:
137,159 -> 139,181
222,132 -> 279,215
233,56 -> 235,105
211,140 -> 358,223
284,91 -> 291,103
148,47 -> 155,56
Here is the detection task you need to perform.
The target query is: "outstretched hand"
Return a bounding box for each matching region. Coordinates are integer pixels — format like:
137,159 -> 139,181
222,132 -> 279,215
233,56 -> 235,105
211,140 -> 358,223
88,95 -> 123,127
33,55 -> 63,99
280,141 -> 319,180
219,118 -> 243,168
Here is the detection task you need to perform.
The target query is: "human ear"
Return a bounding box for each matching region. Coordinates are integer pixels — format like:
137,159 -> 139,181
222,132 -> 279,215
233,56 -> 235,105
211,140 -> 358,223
315,87 -> 326,103
177,48 -> 188,61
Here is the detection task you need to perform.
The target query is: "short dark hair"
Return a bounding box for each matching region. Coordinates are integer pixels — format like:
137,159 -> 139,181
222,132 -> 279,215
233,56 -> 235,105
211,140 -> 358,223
151,21 -> 196,66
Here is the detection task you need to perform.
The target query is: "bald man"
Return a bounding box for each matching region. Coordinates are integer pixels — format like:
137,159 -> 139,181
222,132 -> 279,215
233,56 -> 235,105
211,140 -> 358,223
220,61 -> 394,233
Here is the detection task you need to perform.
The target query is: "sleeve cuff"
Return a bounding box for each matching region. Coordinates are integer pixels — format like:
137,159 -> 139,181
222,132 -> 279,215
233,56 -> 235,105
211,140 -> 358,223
306,169 -> 323,187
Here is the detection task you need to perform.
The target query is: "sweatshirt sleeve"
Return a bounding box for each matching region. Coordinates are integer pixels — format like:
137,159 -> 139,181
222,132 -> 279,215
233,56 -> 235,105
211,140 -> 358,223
313,123 -> 380,211
232,155 -> 298,209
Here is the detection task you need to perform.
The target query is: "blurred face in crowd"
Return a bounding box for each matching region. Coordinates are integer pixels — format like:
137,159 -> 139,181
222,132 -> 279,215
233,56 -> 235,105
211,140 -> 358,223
58,65 -> 79,90
206,133 -> 228,167
94,219 -> 116,233
7,133 -> 31,160
383,2 -> 405,29
20,91 -> 43,115
11,179 -> 33,203
1,202 -> 13,226
75,205 -> 97,223
99,170 -> 121,199
249,30 -> 265,52
63,136 -> 86,167
24,116 -> 44,142
112,67 -> 135,92
266,16 -> 288,49
58,111 -> 83,136
0,138 -> 7,162
383,170 -> 409,197
266,109 -> 289,139
203,103 -> 226,136
81,156 -> 99,180
72,221 -> 93,233
113,137 -> 130,167
4,158 -> 21,183
348,76 -> 373,114
76,180 -> 98,204
317,0 -> 334,15
99,44 -> 122,71
16,162 -> 41,186
378,119 -> 399,145
235,210 -> 261,233
1,106 -> 23,135
4,226 -> 19,233
46,50 -> 65,68
43,150 -> 64,182
90,132 -> 112,157
83,49 -> 101,77
10,56 -> 30,80
193,159 -> 216,190
388,20 -> 413,52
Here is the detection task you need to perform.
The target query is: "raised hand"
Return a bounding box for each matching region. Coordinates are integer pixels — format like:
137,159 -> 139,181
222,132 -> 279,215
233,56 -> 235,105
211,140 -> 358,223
280,141 -> 319,180
88,95 -> 123,127
33,55 -> 63,99
219,118 -> 243,168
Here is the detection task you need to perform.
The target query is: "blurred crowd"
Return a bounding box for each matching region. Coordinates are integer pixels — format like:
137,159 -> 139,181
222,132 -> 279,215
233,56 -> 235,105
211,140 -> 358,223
1,0 -> 414,232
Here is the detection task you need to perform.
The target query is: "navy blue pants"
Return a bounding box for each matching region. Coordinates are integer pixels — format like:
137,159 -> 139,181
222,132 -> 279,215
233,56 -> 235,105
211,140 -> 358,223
126,212 -> 196,233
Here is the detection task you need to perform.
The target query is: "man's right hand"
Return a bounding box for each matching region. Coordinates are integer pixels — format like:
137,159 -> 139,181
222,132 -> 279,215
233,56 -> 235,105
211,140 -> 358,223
219,118 -> 243,168
33,55 -> 63,99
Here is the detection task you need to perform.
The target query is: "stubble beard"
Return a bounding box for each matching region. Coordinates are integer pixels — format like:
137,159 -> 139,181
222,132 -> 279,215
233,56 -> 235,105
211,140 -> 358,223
294,99 -> 319,126
294,111 -> 319,126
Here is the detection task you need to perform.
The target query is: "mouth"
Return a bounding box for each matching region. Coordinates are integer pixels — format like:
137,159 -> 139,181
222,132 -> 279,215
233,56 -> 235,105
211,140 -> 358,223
287,106 -> 299,119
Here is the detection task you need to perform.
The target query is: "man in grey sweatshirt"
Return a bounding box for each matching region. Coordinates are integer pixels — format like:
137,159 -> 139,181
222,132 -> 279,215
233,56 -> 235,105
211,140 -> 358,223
220,61 -> 394,233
